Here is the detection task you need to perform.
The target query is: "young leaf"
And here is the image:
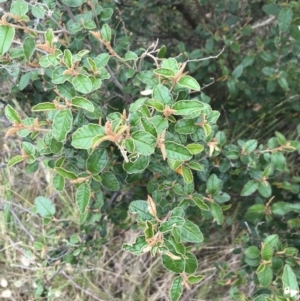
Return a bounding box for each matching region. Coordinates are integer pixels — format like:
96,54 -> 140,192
55,167 -> 77,180
241,179 -> 258,196
52,110 -> 73,142
53,174 -> 65,191
261,244 -> 273,261
76,183 -> 90,213
34,196 -> 56,217
169,276 -> 183,301
193,196 -> 209,211
31,4 -> 45,18
275,131 -> 287,146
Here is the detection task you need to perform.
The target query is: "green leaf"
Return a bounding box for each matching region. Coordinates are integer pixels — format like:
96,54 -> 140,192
262,3 -> 280,15
123,155 -> 149,174
63,49 -> 72,68
101,171 -> 119,191
275,131 -> 287,146
71,97 -> 95,112
95,53 -> 110,68
187,275 -> 204,284
21,142 -> 35,155
23,37 -> 35,61
129,200 -> 154,221
180,220 -> 203,243
154,68 -> 175,77
32,102 -> 56,111
72,75 -> 93,94
150,115 -> 168,134
5,104 -> 21,124
162,58 -> 179,73
7,155 -> 24,167
153,84 -> 173,105
278,8 -> 293,32
76,183 -> 90,213
123,236 -> 148,255
86,149 -> 108,174
144,99 -> 164,111
282,265 -> 299,300
124,51 -> 138,61
241,179 -> 258,196
165,142 -> 192,161
264,234 -> 279,248
271,152 -> 286,171
172,100 -> 204,116
100,23 -> 111,42
72,124 -> 105,149
159,217 -> 185,233
258,181 -> 272,198
62,0 -> 85,7
232,64 -> 244,79
53,173 -> 65,191
178,75 -> 200,91
184,252 -> 198,273
31,4 -> 45,18
186,143 -> 204,154
278,76 -> 289,91
211,203 -> 223,225
10,0 -> 28,16
19,72 -> 31,91
244,139 -> 258,153
257,265 -> 273,287
188,161 -> 203,171
162,254 -> 184,273
52,67 -> 71,84
169,276 -> 183,301
34,196 -> 55,217
181,166 -> 193,184
141,118 -> 157,137
52,110 -> 73,142
261,244 -> 273,261
206,174 -> 221,195
175,119 -> 196,134
55,167 -> 77,180
157,45 -> 166,59
271,202 -> 300,215
245,246 -> 260,259
131,131 -> 156,155
193,196 -> 209,211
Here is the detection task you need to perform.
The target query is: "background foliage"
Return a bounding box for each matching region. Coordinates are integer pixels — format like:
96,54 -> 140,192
1,0 -> 300,300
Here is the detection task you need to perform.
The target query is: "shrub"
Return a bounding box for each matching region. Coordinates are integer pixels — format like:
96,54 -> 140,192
1,1 -> 300,300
